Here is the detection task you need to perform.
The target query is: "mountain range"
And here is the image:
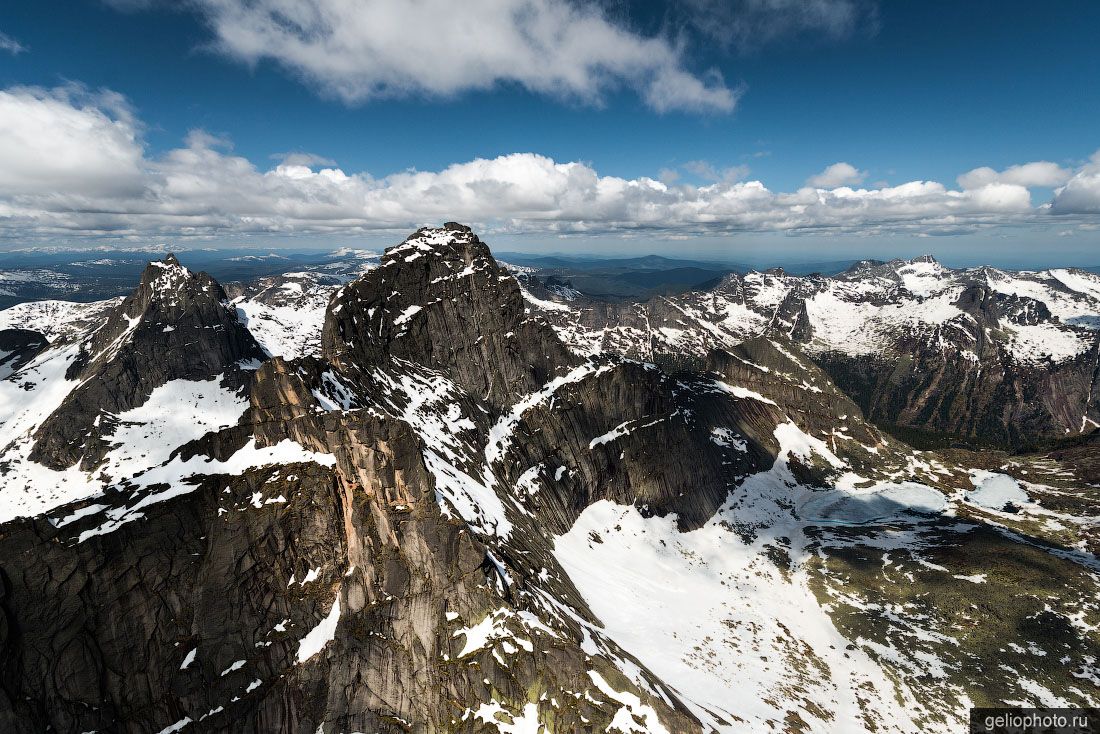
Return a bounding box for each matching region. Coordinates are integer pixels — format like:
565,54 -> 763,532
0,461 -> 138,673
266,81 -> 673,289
1,223 -> 1099,733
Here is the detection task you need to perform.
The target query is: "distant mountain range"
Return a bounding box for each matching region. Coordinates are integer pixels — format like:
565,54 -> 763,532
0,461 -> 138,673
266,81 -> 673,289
0,248 -> 379,310
5,244 -> 1100,309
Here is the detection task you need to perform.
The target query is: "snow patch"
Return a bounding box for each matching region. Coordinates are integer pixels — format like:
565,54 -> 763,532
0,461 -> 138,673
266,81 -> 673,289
519,284 -> 571,312
297,595 -> 341,663
967,471 -> 1030,511
798,482 -> 947,525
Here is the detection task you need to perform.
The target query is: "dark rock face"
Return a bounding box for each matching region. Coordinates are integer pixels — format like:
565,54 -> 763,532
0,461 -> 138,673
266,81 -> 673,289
29,255 -> 267,470
817,281 -> 1100,449
323,223 -> 577,412
0,328 -> 47,378
0,463 -> 344,733
488,357 -> 769,534
705,337 -> 913,489
1,358 -> 702,732
954,283 -> 1053,326
708,337 -> 865,432
816,342 -> 1100,449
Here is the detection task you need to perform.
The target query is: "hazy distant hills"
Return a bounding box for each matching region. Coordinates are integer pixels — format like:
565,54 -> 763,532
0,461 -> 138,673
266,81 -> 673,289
6,245 -> 1097,310
500,252 -> 903,299
0,248 -> 377,309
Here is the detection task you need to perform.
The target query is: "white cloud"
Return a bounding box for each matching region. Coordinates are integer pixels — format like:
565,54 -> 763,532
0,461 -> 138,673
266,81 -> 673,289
0,31 -> 25,55
965,182 -> 1031,211
958,160 -> 1073,190
0,86 -> 145,197
806,162 -> 866,188
184,0 -> 736,113
0,85 -> 1095,243
1051,151 -> 1100,214
274,152 -> 338,168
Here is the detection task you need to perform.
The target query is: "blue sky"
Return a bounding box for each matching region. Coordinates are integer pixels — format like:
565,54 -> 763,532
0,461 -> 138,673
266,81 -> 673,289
0,0 -> 1098,266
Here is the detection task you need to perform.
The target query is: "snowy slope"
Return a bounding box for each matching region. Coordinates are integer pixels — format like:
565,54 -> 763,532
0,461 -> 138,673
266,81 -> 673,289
232,273 -> 338,359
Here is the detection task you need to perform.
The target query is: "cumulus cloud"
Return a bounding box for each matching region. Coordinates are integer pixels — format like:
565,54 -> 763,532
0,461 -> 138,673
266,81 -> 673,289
1052,151 -> 1100,214
806,162 -> 866,188
0,31 -> 26,55
0,85 -> 1094,243
958,160 -> 1073,190
179,0 -> 735,113
0,85 -> 144,197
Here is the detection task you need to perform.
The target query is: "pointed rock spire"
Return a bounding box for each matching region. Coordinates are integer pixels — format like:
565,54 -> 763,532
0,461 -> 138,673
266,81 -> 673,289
30,255 -> 266,470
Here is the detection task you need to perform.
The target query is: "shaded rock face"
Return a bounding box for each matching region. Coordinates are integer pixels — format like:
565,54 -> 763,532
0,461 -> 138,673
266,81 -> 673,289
323,223 -> 578,412
954,283 -> 1052,326
0,366 -> 701,733
487,358 -> 773,534
708,337 -> 866,435
705,337 -> 914,488
816,340 -> 1100,449
0,462 -> 348,733
29,255 -> 266,470
0,328 -> 47,379
0,436 -> 531,734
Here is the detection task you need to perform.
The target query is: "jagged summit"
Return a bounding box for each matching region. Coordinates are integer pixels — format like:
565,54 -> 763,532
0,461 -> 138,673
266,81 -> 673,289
833,255 -> 949,286
322,222 -> 576,410
379,222 -> 488,267
29,254 -> 265,469
142,253 -> 190,289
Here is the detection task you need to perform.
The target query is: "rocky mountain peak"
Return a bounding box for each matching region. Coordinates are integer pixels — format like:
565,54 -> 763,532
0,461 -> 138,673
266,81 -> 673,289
4,225 -> 1100,733
379,222 -> 489,268
132,254 -> 224,311
29,255 -> 265,470
322,222 -> 577,410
